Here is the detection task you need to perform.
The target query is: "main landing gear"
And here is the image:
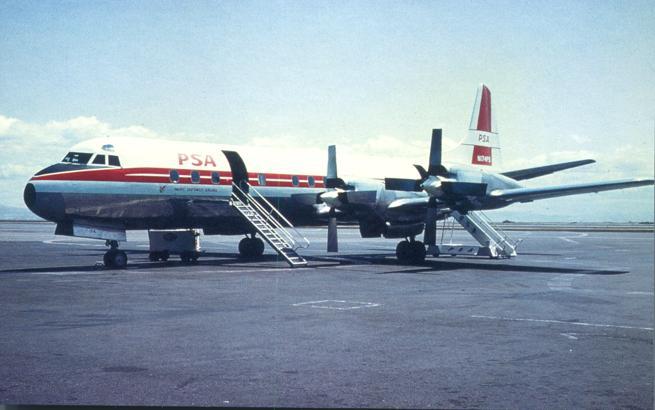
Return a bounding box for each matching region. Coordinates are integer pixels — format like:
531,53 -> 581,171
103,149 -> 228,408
104,240 -> 127,269
238,234 -> 265,260
396,238 -> 426,264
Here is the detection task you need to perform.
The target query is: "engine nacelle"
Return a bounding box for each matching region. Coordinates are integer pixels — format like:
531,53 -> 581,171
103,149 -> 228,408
359,218 -> 385,238
383,222 -> 424,239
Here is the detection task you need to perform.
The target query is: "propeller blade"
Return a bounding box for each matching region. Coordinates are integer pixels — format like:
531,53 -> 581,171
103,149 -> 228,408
427,128 -> 442,176
327,209 -> 338,252
385,177 -> 422,192
424,197 -> 438,246
414,164 -> 428,180
327,145 -> 338,179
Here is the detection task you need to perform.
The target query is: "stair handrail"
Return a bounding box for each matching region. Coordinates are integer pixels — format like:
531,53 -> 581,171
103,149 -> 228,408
231,185 -> 293,245
231,189 -> 296,248
232,182 -> 310,250
476,210 -> 518,247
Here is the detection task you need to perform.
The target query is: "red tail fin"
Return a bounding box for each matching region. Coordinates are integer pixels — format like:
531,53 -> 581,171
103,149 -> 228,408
476,85 -> 492,132
449,84 -> 502,169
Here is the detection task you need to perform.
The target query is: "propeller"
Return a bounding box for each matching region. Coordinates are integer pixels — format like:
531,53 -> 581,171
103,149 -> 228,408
323,145 -> 339,252
316,145 -> 380,251
423,129 -> 446,248
383,129 -> 486,248
384,129 -> 452,194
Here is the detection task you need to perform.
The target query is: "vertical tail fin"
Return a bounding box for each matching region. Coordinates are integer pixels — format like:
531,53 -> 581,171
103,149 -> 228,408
469,83 -> 495,133
448,84 -> 502,170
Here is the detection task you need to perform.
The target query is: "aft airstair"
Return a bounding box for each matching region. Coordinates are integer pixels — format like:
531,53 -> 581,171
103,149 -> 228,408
431,210 -> 518,259
230,183 -> 310,267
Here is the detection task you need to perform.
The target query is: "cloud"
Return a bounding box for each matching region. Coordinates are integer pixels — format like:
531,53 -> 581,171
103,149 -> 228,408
569,133 -> 591,145
0,115 -> 18,134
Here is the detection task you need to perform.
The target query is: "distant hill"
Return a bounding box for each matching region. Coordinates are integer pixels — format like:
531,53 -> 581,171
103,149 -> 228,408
0,205 -> 42,220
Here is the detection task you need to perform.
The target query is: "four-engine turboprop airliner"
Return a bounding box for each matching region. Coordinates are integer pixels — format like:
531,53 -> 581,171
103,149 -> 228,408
24,84 -> 654,267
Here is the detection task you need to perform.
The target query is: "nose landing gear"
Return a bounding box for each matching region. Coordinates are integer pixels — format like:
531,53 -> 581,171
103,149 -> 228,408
395,237 -> 426,264
104,240 -> 127,269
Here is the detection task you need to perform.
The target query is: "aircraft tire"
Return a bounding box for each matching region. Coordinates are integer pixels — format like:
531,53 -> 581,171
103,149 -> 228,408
252,238 -> 265,257
113,250 -> 128,268
239,237 -> 264,259
239,238 -> 255,259
396,240 -> 412,263
410,241 -> 426,263
103,251 -> 114,267
104,250 -> 127,269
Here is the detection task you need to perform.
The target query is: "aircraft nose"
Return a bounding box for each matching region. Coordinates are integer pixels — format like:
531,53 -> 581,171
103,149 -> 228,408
23,182 -> 65,221
23,183 -> 37,211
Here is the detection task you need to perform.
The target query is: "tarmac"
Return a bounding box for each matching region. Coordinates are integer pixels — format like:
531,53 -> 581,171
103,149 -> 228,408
0,221 -> 653,408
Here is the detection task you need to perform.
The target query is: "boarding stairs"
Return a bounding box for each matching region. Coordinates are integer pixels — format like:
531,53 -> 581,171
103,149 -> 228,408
230,183 -> 310,267
433,210 -> 518,258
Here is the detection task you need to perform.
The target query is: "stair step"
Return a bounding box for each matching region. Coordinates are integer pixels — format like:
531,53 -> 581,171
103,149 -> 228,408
231,183 -> 309,267
451,211 -> 516,258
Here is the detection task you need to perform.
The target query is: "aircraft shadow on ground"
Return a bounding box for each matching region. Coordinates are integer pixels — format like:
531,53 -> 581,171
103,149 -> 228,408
1,249 -> 628,276
304,253 -> 628,276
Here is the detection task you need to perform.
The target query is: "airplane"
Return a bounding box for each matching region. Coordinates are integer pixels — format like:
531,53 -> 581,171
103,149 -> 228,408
23,84 -> 654,268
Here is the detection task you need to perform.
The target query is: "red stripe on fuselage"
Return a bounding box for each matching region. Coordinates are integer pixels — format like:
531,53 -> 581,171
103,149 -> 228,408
30,167 -> 326,188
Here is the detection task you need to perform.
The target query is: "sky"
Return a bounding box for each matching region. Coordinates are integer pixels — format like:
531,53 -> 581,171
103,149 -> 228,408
0,0 -> 653,221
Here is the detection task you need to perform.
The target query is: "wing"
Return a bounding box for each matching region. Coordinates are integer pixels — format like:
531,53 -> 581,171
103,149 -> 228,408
490,178 -> 654,203
386,197 -> 452,220
501,159 -> 595,181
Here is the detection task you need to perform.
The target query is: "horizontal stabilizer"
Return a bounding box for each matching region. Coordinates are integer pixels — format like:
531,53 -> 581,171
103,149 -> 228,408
385,178 -> 422,192
502,159 -> 596,181
490,178 -> 654,203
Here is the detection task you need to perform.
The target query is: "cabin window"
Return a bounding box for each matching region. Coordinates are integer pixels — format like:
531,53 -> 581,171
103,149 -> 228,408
108,155 -> 121,167
170,169 -> 180,183
191,170 -> 200,184
211,171 -> 220,184
92,155 -> 106,165
258,174 -> 266,186
308,176 -> 315,187
291,175 -> 300,186
61,152 -> 92,164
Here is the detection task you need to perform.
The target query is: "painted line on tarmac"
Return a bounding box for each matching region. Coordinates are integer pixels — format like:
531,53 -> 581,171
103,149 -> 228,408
547,273 -> 653,296
194,267 -> 310,274
292,300 -> 380,310
30,271 -> 106,275
557,232 -> 588,244
471,315 -> 653,331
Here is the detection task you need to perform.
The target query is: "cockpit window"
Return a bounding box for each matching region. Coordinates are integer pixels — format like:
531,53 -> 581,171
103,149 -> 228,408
92,155 -> 106,165
108,155 -> 121,167
61,152 -> 92,164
